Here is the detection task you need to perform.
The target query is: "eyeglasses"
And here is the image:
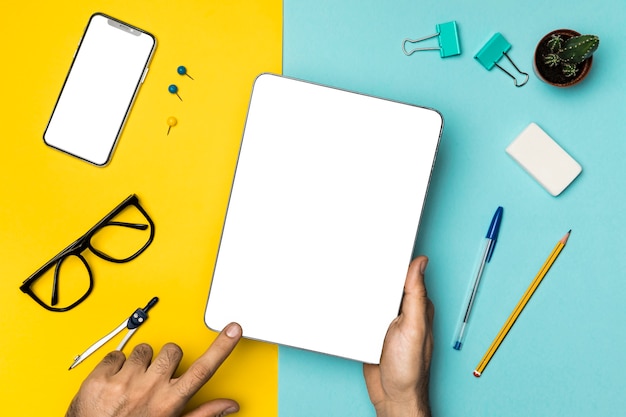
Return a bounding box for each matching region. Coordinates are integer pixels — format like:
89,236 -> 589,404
19,194 -> 155,312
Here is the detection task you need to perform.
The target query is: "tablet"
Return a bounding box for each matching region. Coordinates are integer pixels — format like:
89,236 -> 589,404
205,74 -> 443,364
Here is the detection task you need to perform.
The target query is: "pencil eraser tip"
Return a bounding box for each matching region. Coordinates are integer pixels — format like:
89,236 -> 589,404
505,123 -> 582,196
473,370 -> 481,377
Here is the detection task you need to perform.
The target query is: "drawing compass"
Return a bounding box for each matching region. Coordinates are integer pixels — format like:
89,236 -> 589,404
69,297 -> 159,370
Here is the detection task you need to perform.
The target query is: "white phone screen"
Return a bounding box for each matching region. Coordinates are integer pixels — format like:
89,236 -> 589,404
44,13 -> 155,166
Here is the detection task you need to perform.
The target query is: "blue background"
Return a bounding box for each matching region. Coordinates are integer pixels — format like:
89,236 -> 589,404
280,0 -> 626,416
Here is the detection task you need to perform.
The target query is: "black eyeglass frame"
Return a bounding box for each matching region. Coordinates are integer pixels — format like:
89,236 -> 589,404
19,194 -> 155,312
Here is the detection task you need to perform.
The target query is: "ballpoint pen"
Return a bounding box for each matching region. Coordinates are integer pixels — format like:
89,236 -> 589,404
453,207 -> 503,350
69,297 -> 159,370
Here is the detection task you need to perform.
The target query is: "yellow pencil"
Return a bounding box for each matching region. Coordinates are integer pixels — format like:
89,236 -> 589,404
473,230 -> 571,377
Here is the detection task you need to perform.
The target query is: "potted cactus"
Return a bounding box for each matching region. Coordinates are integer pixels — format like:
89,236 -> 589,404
534,29 -> 599,87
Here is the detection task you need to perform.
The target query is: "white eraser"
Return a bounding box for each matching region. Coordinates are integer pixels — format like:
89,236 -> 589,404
506,123 -> 582,196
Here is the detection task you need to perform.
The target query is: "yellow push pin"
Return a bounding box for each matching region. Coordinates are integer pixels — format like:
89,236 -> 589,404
167,116 -> 177,135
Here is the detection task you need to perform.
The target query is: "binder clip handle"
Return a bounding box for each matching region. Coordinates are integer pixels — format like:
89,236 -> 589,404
496,53 -> 529,87
403,32 -> 440,56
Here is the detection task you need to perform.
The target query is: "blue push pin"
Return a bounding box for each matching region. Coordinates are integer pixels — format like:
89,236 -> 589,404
177,66 -> 194,80
168,84 -> 182,101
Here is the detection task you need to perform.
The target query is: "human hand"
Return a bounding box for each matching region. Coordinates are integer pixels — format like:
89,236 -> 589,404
363,256 -> 434,417
65,322 -> 243,417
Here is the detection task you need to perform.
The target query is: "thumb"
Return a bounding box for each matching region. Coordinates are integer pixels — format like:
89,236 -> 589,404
183,399 -> 239,417
400,256 -> 429,318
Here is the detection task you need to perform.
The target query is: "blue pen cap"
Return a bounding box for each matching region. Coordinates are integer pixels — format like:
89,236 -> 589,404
485,206 -> 503,262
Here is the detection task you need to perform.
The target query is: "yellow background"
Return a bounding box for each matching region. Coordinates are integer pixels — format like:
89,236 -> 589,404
0,1 -> 281,415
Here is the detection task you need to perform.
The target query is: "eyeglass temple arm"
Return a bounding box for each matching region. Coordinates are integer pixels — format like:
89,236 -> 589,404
106,221 -> 149,230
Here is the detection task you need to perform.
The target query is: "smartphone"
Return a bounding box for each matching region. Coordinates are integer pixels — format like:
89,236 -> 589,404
44,13 -> 156,166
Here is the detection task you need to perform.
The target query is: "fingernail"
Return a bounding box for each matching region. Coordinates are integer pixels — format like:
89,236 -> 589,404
222,406 -> 239,416
420,258 -> 429,274
225,322 -> 242,338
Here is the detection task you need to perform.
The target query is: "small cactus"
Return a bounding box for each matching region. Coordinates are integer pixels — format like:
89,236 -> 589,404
543,34 -> 599,77
562,63 -> 579,77
546,34 -> 563,51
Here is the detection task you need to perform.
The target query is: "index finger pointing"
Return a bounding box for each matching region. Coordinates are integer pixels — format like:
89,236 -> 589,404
174,322 -> 242,399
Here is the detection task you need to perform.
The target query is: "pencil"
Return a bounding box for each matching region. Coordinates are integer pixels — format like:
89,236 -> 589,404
473,230 -> 571,377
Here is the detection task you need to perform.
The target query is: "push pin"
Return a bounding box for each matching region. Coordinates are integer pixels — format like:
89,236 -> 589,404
402,21 -> 461,58
475,33 -> 529,87
167,116 -> 177,135
177,66 -> 194,80
168,84 -> 182,101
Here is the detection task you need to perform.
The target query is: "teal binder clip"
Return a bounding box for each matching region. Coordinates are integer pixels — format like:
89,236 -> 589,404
402,21 -> 461,58
474,33 -> 529,87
